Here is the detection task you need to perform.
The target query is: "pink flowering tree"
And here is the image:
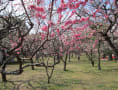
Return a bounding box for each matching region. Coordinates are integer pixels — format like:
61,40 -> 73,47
85,0 -> 118,57
0,0 -> 96,83
19,0 -> 92,82
0,0 -> 33,82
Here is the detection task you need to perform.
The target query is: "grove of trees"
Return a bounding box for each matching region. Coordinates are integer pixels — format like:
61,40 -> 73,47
0,0 -> 118,84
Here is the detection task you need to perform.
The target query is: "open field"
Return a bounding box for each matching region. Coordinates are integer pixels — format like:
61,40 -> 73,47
0,56 -> 118,90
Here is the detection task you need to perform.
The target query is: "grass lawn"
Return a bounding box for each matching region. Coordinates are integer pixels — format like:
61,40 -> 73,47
0,55 -> 118,90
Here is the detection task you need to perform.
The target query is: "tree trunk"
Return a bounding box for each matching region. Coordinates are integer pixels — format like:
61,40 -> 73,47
48,77 -> 51,84
108,54 -> 113,61
1,51 -> 7,82
78,55 -> 80,62
64,53 -> 68,71
90,49 -> 94,67
102,33 -> 118,57
98,40 -> 101,70
1,69 -> 7,82
68,52 -> 71,62
91,60 -> 94,67
1,63 -> 7,82
1,73 -> 7,82
85,52 -> 94,67
64,61 -> 67,71
30,58 -> 34,70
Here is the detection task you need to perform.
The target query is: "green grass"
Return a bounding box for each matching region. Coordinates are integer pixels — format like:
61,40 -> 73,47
0,55 -> 118,90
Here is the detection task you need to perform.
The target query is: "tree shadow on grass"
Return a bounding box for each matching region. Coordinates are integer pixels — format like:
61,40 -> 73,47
63,69 -> 75,73
7,79 -> 84,90
6,79 -> 63,90
0,74 -> 89,90
0,79 -> 43,90
7,80 -> 33,90
103,68 -> 118,72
